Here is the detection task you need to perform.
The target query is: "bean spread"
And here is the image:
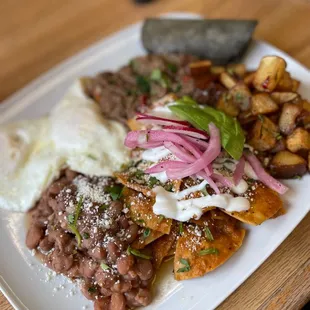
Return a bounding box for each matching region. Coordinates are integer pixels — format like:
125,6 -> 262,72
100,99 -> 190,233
26,169 -> 154,310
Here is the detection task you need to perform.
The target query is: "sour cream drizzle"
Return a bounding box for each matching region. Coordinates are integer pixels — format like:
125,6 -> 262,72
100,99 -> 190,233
152,185 -> 250,222
142,143 -> 255,221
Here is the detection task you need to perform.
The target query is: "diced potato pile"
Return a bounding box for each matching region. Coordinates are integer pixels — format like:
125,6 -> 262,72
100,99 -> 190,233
189,55 -> 309,178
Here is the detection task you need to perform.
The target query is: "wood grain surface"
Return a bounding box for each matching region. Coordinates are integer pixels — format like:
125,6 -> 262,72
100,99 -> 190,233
0,0 -> 309,309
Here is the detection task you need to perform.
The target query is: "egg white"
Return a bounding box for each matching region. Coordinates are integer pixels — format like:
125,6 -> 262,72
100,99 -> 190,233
0,81 -> 129,212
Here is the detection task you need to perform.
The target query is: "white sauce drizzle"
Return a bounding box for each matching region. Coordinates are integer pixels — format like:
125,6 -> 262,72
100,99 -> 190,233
142,146 -> 171,162
152,183 -> 250,222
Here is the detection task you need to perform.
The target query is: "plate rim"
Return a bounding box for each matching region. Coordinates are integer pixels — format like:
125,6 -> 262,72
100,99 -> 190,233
0,12 -> 309,310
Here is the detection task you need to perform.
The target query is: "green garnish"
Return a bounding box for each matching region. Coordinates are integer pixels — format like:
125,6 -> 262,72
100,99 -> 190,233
100,204 -> 108,210
169,98 -> 245,159
167,63 -> 178,73
175,84 -> 182,92
106,185 -> 123,201
143,228 -> 151,238
177,258 -> 191,273
86,154 -> 97,160
150,69 -> 171,88
127,245 -> 152,259
82,232 -> 90,239
204,227 -> 214,241
164,183 -> 174,192
179,222 -> 184,234
148,176 -> 159,187
67,214 -> 75,225
136,219 -> 145,225
88,287 -> 97,293
158,215 -> 165,223
136,75 -> 150,93
133,169 -> 145,180
294,175 -> 302,180
100,262 -> 111,270
275,133 -> 282,140
68,196 -> 83,247
199,248 -> 219,256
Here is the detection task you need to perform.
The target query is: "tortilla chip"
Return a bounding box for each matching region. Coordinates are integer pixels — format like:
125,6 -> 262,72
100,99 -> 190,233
224,183 -> 283,225
151,224 -> 178,269
174,210 -> 245,281
271,207 -> 286,219
122,187 -> 172,234
131,228 -> 164,250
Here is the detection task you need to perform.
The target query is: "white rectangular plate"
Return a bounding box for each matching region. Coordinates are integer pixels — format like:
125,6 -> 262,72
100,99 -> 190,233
0,12 -> 309,310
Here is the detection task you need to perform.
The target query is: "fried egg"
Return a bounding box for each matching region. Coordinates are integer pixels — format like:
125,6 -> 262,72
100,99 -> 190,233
0,81 -> 129,212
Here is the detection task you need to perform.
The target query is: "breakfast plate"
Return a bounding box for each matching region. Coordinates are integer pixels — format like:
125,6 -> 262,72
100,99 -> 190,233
0,12 -> 309,310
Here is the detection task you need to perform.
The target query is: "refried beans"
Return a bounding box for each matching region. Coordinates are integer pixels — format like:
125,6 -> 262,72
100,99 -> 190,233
26,169 -> 154,310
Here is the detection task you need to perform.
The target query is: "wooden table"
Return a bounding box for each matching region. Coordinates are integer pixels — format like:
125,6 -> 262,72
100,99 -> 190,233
0,0 -> 309,309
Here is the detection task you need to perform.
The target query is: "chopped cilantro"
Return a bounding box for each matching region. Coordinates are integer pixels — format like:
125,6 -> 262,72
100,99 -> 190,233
199,248 -> 219,256
82,232 -> 90,239
158,215 -> 165,223
143,228 -> 151,239
150,69 -> 171,88
127,245 -> 152,259
164,183 -> 174,192
275,133 -> 282,140
204,227 -> 214,241
177,258 -> 190,273
67,214 -> 75,225
167,63 -> 178,73
106,185 -> 123,201
136,76 -> 150,94
100,262 -> 110,270
148,176 -> 159,187
68,196 -> 83,247
175,84 -> 182,92
179,222 -> 184,234
88,287 -> 97,293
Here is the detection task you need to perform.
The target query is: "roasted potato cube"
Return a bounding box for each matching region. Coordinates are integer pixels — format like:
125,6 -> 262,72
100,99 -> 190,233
251,93 -> 279,115
244,71 -> 255,87
219,72 -> 237,89
278,103 -> 302,135
227,64 -> 246,78
286,128 -> 310,153
300,100 -> 310,127
270,92 -> 299,105
275,71 -> 293,91
292,79 -> 300,92
189,60 -> 212,76
216,93 -> 240,117
230,83 -> 252,111
210,66 -> 225,75
248,116 -> 279,151
270,150 -> 307,178
253,56 -> 286,92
